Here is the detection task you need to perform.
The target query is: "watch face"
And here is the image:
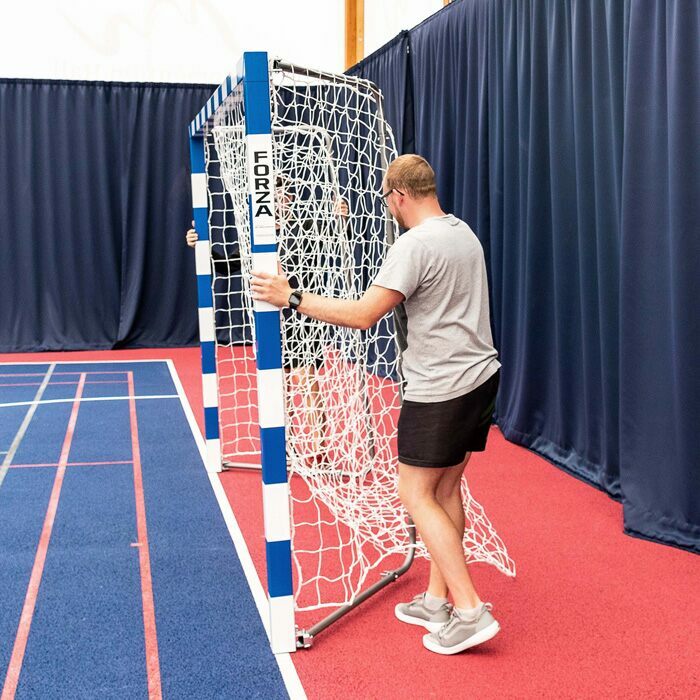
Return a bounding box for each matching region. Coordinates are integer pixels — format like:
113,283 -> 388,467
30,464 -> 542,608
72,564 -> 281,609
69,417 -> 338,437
289,290 -> 302,308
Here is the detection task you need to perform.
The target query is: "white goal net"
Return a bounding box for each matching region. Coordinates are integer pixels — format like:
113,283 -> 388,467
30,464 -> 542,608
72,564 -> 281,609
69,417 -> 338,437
203,59 -> 515,612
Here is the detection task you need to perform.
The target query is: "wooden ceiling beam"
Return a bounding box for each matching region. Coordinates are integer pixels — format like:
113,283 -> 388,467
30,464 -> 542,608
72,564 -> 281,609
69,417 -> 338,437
345,0 -> 364,69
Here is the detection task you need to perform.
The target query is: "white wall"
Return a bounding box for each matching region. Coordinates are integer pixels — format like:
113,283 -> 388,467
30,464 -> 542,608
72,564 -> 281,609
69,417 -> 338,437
0,0 -> 443,83
365,0 -> 443,58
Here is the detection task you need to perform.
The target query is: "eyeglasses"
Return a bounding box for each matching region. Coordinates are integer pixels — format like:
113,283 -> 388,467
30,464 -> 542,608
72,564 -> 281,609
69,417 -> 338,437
380,188 -> 404,204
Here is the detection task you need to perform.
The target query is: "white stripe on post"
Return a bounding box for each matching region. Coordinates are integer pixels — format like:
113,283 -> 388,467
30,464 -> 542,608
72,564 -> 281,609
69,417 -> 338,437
191,172 -> 207,209
256,369 -> 286,428
263,483 -> 292,542
252,251 -> 283,312
202,373 -> 218,408
195,240 -> 211,276
246,134 -> 277,247
206,439 -> 221,471
254,299 -> 282,313
198,308 -> 216,343
252,251 -> 279,273
269,596 -> 296,653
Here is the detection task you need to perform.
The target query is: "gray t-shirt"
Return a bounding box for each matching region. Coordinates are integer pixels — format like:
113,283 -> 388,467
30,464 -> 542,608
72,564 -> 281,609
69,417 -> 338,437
373,214 -> 500,402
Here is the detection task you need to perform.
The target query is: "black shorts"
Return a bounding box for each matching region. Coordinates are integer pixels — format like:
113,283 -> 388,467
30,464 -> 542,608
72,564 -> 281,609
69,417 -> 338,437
397,371 -> 500,468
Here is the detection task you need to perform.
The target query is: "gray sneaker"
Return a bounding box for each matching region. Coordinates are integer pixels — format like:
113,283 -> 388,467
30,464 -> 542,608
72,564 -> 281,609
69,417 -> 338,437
395,594 -> 452,633
422,603 -> 500,655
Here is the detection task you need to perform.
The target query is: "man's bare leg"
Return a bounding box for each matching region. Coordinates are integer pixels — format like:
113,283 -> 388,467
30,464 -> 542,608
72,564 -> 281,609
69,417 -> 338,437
398,460 -> 480,609
426,454 -> 471,599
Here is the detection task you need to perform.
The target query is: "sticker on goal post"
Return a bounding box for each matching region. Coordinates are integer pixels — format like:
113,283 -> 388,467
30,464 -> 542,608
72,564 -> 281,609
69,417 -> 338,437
246,133 -> 276,248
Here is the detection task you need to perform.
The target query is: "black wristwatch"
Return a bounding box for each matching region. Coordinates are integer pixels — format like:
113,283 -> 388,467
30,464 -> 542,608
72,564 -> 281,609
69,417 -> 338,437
288,289 -> 303,310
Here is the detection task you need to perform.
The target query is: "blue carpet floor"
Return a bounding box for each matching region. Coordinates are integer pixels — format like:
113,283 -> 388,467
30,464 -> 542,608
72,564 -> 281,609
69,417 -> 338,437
0,361 -> 289,699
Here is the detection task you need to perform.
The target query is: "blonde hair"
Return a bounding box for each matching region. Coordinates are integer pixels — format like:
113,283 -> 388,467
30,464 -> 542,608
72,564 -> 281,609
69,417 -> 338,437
385,154 -> 437,199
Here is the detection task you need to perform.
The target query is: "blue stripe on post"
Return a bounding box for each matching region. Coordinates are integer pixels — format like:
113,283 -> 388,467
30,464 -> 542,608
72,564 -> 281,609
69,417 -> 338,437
260,427 -> 287,484
197,275 -> 213,308
242,52 -> 272,136
189,137 -> 205,174
243,51 -> 268,81
245,81 -> 272,135
254,311 -> 283,369
204,406 -> 219,440
201,341 -> 216,374
265,540 -> 294,598
193,209 -> 208,241
251,243 -> 278,254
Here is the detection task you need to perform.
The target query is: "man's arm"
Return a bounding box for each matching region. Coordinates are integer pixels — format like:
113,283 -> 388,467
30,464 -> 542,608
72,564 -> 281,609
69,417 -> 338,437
251,271 -> 403,331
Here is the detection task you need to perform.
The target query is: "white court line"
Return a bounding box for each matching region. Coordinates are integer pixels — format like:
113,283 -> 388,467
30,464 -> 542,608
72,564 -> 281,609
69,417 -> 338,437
165,360 -> 306,700
0,363 -> 56,489
0,361 -> 180,409
0,395 -> 180,410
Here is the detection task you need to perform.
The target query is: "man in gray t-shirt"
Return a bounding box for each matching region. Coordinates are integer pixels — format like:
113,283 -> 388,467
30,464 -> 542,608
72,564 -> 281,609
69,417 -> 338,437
374,212 -> 500,402
252,154 -> 502,655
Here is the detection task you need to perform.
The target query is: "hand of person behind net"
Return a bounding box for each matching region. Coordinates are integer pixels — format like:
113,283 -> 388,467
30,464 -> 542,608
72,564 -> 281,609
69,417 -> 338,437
186,220 -> 197,248
333,197 -> 349,218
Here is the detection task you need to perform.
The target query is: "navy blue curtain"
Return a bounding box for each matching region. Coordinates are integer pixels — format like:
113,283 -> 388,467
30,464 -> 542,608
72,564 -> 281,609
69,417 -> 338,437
348,0 -> 698,552
409,0 -> 625,495
0,78 -> 215,351
619,0 -> 700,550
346,31 -> 414,155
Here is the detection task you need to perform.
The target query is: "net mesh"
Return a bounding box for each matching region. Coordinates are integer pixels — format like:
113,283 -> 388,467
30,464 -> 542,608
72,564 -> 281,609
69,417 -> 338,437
204,61 -> 515,611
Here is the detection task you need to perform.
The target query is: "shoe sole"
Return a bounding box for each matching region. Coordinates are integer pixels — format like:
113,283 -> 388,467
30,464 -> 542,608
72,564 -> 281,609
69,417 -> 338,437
394,605 -> 447,633
422,620 -> 500,655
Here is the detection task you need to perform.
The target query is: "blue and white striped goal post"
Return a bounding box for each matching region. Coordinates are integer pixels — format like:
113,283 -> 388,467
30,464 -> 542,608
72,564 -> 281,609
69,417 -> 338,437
188,52 -> 296,654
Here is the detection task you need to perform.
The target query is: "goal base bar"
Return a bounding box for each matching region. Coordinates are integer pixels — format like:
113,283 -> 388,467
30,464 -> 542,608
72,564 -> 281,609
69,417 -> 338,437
222,460 -> 261,470
296,519 -> 417,649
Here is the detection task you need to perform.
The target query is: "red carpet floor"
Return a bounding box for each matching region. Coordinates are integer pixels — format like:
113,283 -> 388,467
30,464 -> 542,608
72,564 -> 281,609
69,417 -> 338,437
4,348 -> 698,699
